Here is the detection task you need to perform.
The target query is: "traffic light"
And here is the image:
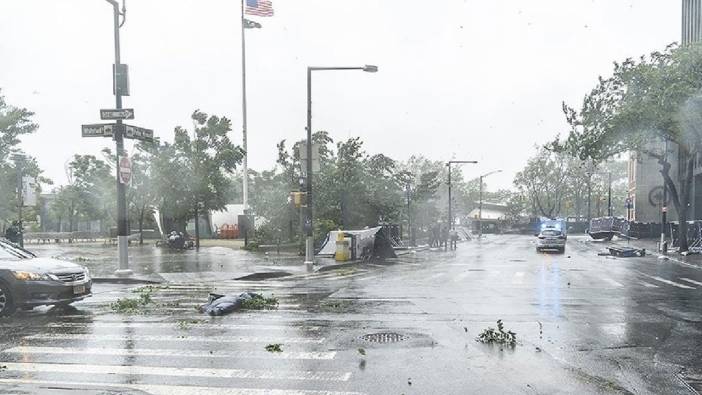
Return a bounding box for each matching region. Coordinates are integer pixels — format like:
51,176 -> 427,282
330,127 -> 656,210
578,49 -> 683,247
290,192 -> 307,208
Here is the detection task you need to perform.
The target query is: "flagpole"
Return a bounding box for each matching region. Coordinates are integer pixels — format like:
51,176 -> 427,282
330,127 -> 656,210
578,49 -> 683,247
241,0 -> 249,212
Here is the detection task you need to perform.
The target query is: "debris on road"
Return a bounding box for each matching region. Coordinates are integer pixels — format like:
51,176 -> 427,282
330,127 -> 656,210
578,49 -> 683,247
199,292 -> 278,316
604,246 -> 646,257
110,286 -> 154,314
357,348 -> 366,356
477,320 -> 517,346
265,343 -> 283,353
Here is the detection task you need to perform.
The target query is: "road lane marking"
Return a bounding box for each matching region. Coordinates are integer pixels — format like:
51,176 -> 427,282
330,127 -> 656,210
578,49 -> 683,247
0,362 -> 351,381
640,274 -> 695,289
24,333 -> 324,344
46,322 -> 319,331
603,278 -> 623,287
512,272 -> 525,285
640,281 -> 659,288
3,346 -> 336,360
454,271 -> 472,281
679,277 -> 702,287
428,273 -> 446,280
0,379 -> 365,395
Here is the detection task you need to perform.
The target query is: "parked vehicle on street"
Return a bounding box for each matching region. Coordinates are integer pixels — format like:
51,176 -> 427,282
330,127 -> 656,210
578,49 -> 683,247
0,238 -> 91,316
536,219 -> 567,253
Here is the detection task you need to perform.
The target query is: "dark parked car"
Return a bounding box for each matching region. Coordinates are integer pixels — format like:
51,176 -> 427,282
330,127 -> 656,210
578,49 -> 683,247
0,238 -> 91,316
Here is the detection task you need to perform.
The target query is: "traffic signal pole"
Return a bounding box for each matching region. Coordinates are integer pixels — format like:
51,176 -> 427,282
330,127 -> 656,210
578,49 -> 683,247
106,0 -> 132,276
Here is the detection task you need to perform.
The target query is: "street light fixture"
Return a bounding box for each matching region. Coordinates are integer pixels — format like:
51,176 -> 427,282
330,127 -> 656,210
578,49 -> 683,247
478,169 -> 502,239
304,65 -> 378,269
447,160 -> 478,230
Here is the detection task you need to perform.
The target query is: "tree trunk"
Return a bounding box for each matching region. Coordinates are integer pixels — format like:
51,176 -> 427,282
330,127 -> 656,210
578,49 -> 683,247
659,154 -> 692,252
194,204 -> 200,251
138,203 -> 145,245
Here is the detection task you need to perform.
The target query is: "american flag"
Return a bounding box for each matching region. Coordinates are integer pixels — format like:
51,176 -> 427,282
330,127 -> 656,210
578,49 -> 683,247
245,0 -> 274,17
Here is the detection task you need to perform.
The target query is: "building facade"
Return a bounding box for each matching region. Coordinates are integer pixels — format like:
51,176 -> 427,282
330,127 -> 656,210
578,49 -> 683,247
628,1 -> 702,224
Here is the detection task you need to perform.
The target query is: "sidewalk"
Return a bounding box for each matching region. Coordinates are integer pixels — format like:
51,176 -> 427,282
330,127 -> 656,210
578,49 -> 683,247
580,234 -> 702,268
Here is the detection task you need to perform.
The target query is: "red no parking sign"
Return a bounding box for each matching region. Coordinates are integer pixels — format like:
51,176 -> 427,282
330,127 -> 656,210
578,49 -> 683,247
119,155 -> 132,185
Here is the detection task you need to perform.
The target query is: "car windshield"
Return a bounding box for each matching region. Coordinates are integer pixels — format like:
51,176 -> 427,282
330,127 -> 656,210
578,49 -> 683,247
541,230 -> 562,237
0,239 -> 35,260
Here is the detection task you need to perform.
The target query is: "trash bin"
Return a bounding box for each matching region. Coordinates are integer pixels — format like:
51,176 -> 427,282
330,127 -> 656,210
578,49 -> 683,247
335,232 -> 350,262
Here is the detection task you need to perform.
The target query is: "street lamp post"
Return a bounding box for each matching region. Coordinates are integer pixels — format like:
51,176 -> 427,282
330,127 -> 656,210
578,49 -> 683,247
104,0 -> 132,276
305,65 -> 378,269
446,161 -> 478,230
478,170 -> 502,239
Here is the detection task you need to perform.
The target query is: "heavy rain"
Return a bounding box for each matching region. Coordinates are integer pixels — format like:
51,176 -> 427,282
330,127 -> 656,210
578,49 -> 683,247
1,1 -> 702,394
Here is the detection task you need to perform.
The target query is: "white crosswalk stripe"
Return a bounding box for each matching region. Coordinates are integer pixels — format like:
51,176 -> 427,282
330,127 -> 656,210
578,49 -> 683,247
679,277 -> 702,287
1,275 -> 366,394
25,333 -> 324,344
512,272 -> 525,285
0,379 -> 365,395
640,274 -> 696,289
4,346 -> 336,360
47,322 -> 319,331
0,362 -> 351,381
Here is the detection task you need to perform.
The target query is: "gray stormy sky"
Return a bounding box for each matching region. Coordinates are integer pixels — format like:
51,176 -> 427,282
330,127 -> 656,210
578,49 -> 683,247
0,0 -> 680,191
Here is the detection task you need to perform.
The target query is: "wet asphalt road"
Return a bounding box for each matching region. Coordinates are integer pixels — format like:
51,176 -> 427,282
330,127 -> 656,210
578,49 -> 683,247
1,235 -> 702,394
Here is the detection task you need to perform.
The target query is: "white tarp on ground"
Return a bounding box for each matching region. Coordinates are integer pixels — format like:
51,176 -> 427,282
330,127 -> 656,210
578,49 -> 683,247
317,227 -> 382,258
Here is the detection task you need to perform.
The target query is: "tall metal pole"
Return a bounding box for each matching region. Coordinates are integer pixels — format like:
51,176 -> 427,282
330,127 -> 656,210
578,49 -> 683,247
15,158 -> 23,248
240,0 -> 249,211
303,65 -> 378,268
304,68 -> 314,269
447,164 -> 452,230
478,175 -> 483,239
406,183 -> 413,246
108,0 -> 132,276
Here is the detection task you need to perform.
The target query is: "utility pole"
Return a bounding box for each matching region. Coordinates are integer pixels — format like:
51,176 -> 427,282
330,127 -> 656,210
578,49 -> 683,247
661,139 -> 669,254
105,0 -> 132,276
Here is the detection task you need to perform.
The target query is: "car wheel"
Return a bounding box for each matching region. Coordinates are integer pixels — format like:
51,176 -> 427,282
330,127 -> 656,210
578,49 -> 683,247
0,282 -> 16,317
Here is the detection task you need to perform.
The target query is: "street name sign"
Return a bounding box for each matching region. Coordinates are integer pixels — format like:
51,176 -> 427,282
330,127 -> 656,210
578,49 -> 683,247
100,108 -> 134,120
124,124 -> 154,142
82,123 -> 114,138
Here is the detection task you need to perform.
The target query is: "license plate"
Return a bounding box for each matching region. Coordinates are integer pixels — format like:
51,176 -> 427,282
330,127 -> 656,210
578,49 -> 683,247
73,285 -> 86,295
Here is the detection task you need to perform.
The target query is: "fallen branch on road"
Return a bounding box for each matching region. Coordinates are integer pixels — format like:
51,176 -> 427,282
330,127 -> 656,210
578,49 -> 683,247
476,320 -> 517,346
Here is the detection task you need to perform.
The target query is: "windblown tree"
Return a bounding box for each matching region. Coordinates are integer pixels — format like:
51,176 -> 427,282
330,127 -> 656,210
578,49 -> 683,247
550,43 -> 702,251
514,148 -> 569,218
172,110 -> 245,249
0,90 -> 43,228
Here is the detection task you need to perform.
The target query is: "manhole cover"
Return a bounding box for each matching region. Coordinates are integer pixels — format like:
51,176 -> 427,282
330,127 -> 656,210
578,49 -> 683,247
360,332 -> 408,343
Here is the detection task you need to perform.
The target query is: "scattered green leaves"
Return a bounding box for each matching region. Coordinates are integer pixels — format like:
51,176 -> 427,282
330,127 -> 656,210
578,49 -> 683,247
265,343 -> 283,353
241,295 -> 279,310
111,286 -> 155,314
476,320 -> 517,346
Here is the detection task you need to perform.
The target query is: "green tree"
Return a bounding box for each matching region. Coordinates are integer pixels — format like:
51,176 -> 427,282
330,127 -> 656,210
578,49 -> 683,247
551,43 -> 702,251
172,110 -> 245,249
